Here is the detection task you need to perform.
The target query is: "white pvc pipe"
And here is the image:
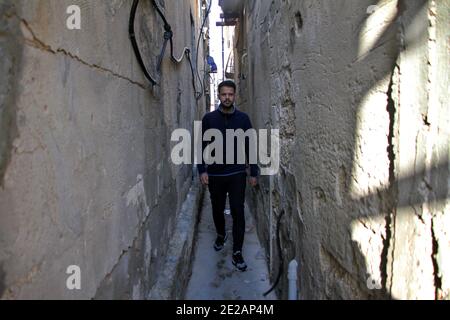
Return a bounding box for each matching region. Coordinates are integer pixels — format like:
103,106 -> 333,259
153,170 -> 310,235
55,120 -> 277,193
288,260 -> 298,300
269,175 -> 273,273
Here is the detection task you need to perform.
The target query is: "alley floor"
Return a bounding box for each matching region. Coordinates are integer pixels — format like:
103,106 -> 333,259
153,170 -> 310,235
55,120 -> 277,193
185,191 -> 277,300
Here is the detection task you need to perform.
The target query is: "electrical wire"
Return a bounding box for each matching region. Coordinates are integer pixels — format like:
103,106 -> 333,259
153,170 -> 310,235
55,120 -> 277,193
129,0 -> 158,86
151,0 -> 190,64
263,209 -> 285,297
151,0 -> 203,99
151,0 -> 171,28
195,0 -> 213,99
186,50 -> 202,100
129,0 -> 211,99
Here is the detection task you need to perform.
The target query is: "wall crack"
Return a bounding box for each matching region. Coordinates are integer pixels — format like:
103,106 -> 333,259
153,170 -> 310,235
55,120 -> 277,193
431,219 -> 443,299
17,15 -> 147,90
380,63 -> 400,299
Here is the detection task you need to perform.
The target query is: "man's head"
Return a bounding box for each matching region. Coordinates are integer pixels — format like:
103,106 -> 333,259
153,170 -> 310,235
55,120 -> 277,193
218,80 -> 236,108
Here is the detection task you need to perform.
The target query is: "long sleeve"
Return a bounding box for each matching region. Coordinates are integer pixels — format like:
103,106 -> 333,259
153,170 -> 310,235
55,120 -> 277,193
197,115 -> 209,175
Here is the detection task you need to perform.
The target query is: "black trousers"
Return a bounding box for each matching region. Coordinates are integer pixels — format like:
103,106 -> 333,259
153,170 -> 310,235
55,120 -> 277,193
208,173 -> 247,253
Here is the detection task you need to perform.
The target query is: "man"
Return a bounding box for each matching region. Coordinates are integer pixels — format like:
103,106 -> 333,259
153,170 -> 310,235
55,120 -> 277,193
197,80 -> 259,272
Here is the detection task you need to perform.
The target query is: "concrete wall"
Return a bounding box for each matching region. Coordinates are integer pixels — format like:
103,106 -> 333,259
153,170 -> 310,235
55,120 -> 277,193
236,0 -> 449,299
0,0 -> 206,299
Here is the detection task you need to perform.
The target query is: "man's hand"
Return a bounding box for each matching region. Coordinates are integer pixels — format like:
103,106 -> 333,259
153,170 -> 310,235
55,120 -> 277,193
200,173 -> 209,186
249,177 -> 258,187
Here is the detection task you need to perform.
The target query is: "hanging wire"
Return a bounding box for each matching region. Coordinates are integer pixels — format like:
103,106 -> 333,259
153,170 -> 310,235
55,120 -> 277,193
129,0 -> 212,100
129,0 -> 158,86
263,209 -> 285,297
186,50 -> 203,100
195,0 -> 213,99
151,0 -> 190,64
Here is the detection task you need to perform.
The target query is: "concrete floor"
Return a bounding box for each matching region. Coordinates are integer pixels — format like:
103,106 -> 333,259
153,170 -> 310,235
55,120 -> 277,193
185,191 -> 277,300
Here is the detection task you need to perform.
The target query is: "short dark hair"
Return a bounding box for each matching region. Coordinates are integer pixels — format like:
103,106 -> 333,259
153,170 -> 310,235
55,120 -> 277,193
218,80 -> 236,94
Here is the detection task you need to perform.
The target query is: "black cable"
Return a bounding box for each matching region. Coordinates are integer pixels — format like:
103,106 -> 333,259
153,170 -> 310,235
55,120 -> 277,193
152,0 -> 190,64
195,0 -> 213,99
130,0 -> 207,98
151,0 -> 171,29
129,0 -> 157,86
170,41 -> 190,64
186,50 -> 203,100
156,31 -> 171,72
152,0 -> 201,99
263,209 -> 285,297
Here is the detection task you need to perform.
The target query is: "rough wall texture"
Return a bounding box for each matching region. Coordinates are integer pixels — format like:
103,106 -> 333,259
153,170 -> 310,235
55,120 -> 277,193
0,0 -> 205,299
236,0 -> 449,299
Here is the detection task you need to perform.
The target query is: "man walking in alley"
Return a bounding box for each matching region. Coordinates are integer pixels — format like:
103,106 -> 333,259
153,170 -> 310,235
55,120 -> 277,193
197,80 -> 259,272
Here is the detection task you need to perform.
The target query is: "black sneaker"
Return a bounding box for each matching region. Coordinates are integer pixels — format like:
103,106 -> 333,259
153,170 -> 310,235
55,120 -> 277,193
232,251 -> 248,271
214,234 -> 228,251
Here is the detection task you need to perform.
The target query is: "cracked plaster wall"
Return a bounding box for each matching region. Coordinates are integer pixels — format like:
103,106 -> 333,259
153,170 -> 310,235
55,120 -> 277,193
236,0 -> 449,299
0,0 -> 205,299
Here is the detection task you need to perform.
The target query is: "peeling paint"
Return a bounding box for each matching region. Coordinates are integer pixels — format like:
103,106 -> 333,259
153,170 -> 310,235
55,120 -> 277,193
125,174 -> 150,218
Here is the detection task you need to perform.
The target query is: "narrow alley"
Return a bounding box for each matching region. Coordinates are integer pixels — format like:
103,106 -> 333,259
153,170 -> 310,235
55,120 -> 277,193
186,196 -> 276,300
0,0 -> 449,301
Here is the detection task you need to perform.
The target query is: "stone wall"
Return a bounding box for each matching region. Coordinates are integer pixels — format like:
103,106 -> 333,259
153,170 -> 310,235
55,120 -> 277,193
0,0 -> 206,299
236,0 -> 449,299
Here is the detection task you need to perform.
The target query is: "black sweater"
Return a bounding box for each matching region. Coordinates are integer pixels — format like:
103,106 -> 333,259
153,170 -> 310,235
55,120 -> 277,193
197,105 -> 260,177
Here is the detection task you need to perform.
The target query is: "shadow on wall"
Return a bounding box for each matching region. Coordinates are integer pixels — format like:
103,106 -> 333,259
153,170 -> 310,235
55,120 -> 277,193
0,0 -> 22,298
334,0 -> 448,300
347,0 -> 445,299
355,161 -> 449,208
0,0 -> 21,188
332,0 -> 448,300
244,0 -> 442,299
350,159 -> 449,299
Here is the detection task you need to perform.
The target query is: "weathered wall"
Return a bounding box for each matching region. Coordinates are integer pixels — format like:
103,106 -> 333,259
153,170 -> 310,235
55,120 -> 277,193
0,0 -> 206,299
237,0 -> 449,299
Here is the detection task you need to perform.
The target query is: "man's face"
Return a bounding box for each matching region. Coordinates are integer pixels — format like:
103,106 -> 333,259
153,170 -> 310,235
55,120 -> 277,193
218,86 -> 235,108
